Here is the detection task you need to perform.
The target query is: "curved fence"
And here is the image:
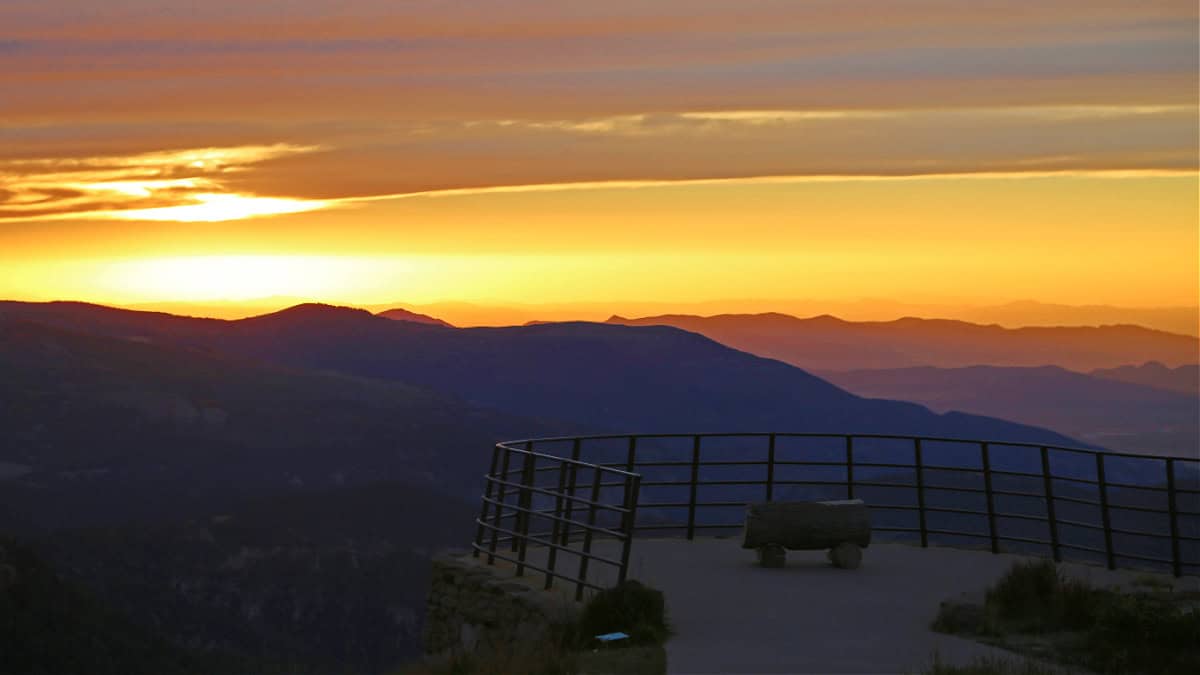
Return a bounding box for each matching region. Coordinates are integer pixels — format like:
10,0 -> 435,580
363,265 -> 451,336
471,433 -> 1200,599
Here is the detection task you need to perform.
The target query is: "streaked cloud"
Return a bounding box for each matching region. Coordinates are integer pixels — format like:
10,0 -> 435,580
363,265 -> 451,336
0,145 -> 331,222
3,103 -> 1196,222
366,168 -> 1198,203
469,104 -> 1197,138
2,1 -> 1195,125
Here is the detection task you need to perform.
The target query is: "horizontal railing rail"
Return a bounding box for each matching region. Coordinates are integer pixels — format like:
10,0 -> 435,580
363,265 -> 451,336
472,440 -> 642,600
472,433 -> 1199,597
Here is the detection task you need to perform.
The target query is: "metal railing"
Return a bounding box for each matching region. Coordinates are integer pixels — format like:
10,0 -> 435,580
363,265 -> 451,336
471,440 -> 642,600
472,433 -> 1200,596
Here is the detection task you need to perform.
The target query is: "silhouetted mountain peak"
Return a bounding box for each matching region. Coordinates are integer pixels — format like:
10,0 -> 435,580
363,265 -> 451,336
1090,361 -> 1200,396
243,303 -> 376,325
802,313 -> 849,325
377,307 -> 454,328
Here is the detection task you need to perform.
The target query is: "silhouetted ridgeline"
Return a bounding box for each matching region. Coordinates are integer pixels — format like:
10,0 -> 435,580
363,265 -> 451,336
0,301 -> 1097,446
607,312 -> 1199,371
377,307 -> 456,327
1091,361 -> 1200,396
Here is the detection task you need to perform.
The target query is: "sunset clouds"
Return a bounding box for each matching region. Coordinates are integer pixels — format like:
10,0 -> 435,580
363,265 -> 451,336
4,105 -> 1195,221
3,1 -> 1195,195
0,1 -> 1196,307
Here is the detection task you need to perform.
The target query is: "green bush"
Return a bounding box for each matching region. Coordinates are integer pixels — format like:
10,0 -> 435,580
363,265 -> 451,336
933,559 -> 1200,675
984,559 -> 1107,633
575,580 -> 670,648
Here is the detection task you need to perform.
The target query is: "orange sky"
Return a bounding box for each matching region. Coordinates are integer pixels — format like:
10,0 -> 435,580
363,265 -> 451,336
1,1 -> 1197,314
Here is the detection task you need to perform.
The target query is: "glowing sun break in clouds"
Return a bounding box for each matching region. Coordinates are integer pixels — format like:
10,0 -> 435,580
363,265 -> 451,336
0,144 -> 332,222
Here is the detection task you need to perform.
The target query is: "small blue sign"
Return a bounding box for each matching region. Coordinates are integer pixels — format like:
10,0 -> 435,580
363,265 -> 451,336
595,632 -> 630,642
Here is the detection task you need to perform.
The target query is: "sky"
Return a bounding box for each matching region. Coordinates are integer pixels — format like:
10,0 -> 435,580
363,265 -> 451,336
1,1 -> 1197,315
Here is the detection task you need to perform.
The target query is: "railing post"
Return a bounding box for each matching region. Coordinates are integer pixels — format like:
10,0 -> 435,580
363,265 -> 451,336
545,462 -> 569,590
512,442 -> 533,554
474,444 -> 501,557
514,450 -> 535,575
618,474 -> 642,585
915,438 -> 928,547
1166,458 -> 1182,578
766,433 -> 776,502
561,438 -> 582,546
488,444 -> 512,564
1041,447 -> 1061,562
626,435 -> 638,474
846,435 -> 855,500
687,435 -> 701,540
576,467 -> 604,601
1096,453 -> 1116,570
981,442 -> 999,554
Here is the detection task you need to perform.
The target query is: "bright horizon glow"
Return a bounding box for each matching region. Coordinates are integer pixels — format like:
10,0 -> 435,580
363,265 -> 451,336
1,172 -> 1195,310
2,2 -> 1196,319
93,255 -> 393,302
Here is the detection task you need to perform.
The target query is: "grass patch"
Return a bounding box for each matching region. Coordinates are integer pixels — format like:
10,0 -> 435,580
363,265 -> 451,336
984,559 -> 1107,633
932,559 -> 1200,675
574,580 -> 671,648
406,581 -> 669,675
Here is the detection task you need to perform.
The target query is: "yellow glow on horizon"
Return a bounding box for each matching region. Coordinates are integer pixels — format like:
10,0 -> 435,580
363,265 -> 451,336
1,173 -> 1195,310
96,256 -> 384,302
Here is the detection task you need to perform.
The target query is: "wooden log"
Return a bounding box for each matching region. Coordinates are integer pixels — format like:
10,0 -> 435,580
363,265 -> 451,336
741,499 -> 871,551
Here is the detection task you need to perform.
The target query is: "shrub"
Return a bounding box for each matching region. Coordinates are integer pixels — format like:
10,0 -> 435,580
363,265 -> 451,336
575,580 -> 670,648
984,559 -> 1107,633
985,560 -> 1059,628
933,559 -> 1200,675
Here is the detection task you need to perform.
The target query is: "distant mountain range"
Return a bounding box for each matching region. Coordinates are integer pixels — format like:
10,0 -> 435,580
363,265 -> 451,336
1090,362 -> 1199,396
952,300 -> 1199,338
606,313 -> 1199,372
0,301 -> 1090,447
824,365 -> 1198,458
116,298 -> 1200,335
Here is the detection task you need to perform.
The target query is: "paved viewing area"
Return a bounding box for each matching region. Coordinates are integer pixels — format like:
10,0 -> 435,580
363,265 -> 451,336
508,538 -> 1197,674
473,434 -> 1197,672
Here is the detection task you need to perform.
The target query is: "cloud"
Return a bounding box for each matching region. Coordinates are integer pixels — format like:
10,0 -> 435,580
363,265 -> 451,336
351,168 -> 1197,204
0,145 -> 330,222
3,103 -> 1195,222
2,1 -> 1195,125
